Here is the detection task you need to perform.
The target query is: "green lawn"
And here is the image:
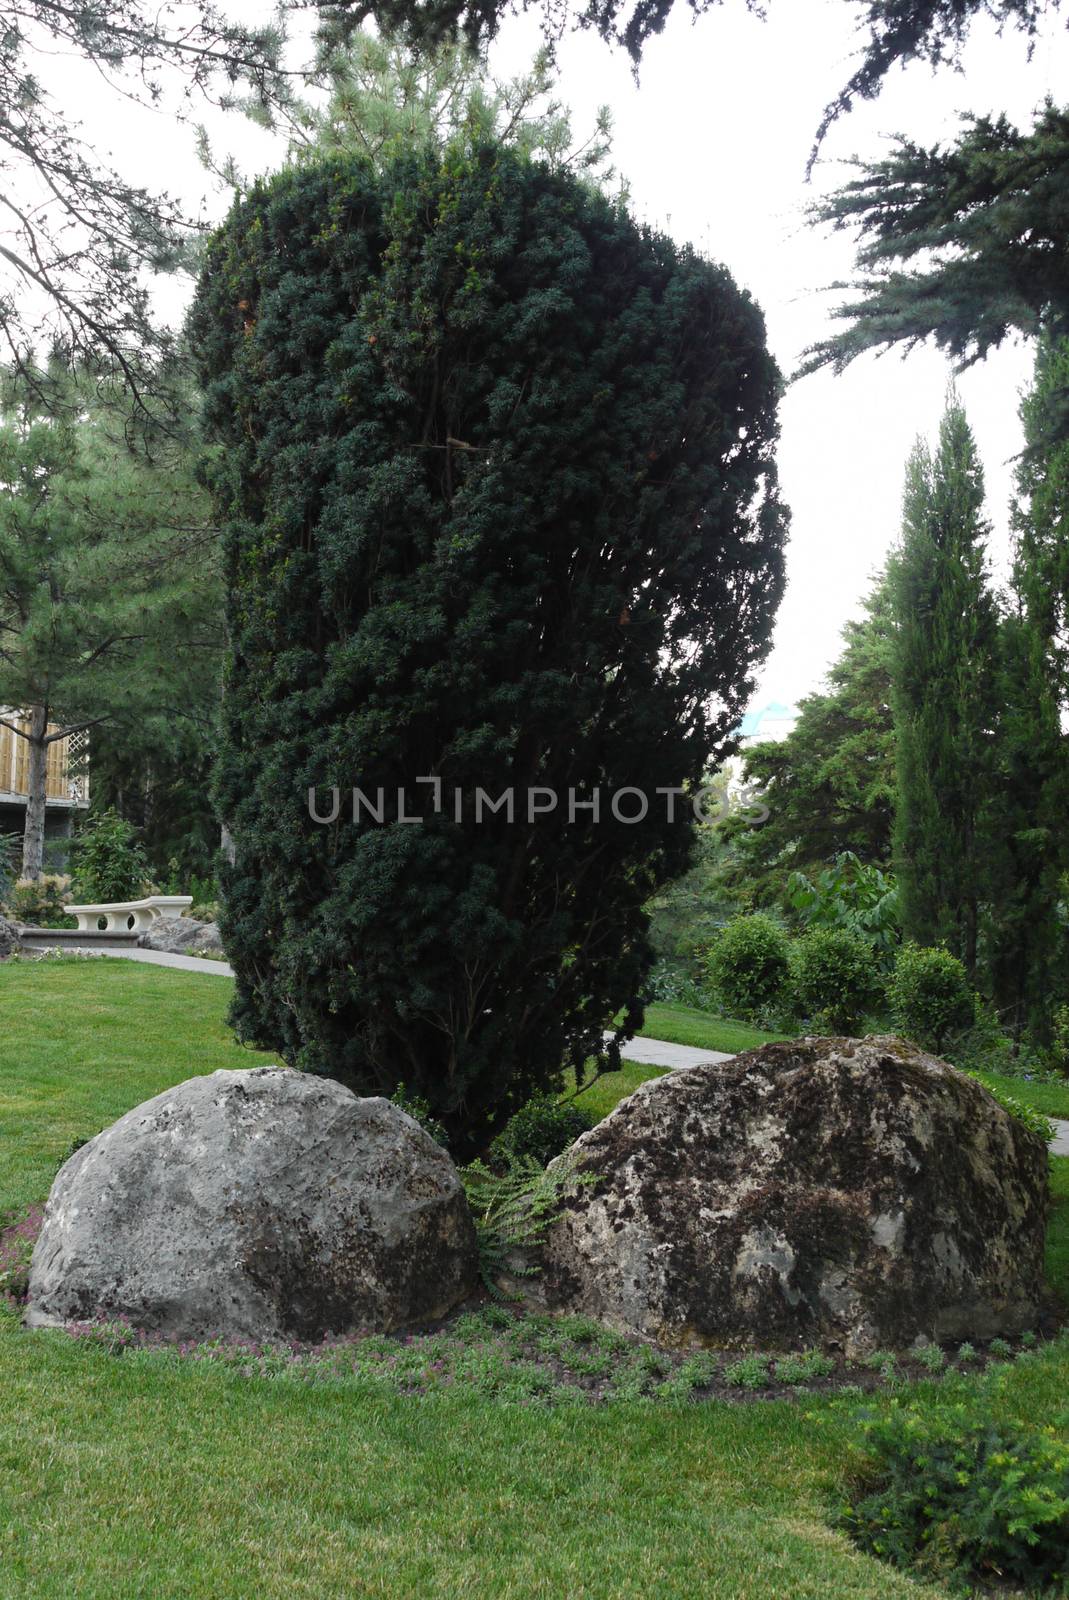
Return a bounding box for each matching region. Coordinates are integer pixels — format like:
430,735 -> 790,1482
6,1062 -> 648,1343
640,1001 -> 785,1053
1,957 -> 1067,1600
640,1001 -> 1069,1127
976,1069 -> 1069,1122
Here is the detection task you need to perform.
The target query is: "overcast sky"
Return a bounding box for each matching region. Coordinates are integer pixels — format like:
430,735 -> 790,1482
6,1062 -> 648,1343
38,0 -> 1069,713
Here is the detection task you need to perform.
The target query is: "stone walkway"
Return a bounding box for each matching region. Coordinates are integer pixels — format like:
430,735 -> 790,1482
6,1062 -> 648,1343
64,945 -> 1069,1153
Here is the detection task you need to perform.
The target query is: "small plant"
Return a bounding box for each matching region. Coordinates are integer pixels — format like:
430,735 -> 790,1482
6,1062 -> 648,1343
790,926 -> 884,1034
488,1093 -> 593,1171
1020,1330 -> 1037,1348
988,1337 -> 1013,1359
956,1342 -> 977,1365
886,943 -> 975,1053
722,1353 -> 770,1390
704,914 -> 791,1022
774,1349 -> 835,1385
69,809 -> 149,904
391,1082 -> 449,1149
860,1350 -> 897,1380
839,1399 -> 1069,1591
914,1343 -> 946,1372
460,1151 -> 596,1296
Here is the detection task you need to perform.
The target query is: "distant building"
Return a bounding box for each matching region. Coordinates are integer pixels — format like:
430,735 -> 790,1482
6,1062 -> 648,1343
0,711 -> 90,846
736,700 -> 798,747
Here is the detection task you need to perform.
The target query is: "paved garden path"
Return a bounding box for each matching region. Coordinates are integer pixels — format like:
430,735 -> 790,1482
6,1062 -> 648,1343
69,946 -> 1069,1154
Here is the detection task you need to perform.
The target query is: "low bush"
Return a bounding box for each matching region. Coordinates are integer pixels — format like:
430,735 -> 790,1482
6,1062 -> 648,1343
69,809 -> 149,904
704,914 -> 791,1023
840,1398 -> 1069,1592
489,1094 -> 594,1170
8,875 -> 72,928
790,927 -> 884,1033
886,943 -> 975,1053
390,1082 -> 449,1149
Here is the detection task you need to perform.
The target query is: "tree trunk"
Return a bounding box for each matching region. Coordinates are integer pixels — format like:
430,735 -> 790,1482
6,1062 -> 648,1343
21,704 -> 49,881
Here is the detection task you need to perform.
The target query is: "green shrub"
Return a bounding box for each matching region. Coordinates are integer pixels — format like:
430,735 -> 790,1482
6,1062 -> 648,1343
391,1082 -> 449,1149
9,876 -> 72,928
840,1398 -> 1069,1591
705,914 -> 791,1022
1051,1002 -> 1069,1077
886,943 -> 975,1052
489,1094 -> 594,1171
69,809 -> 149,904
790,927 -> 885,1033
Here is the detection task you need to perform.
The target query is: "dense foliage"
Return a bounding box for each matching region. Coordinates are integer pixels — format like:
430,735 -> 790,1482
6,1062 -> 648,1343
890,397 -> 998,975
724,578 -> 895,907
488,1093 -> 594,1169
787,852 -> 899,962
806,102 -> 1069,379
841,1397 -> 1069,1591
0,367 -> 218,879
986,336 -> 1069,1041
704,913 -> 791,1022
192,145 -> 786,1156
887,943 -> 975,1052
791,926 -> 884,1033
69,810 -> 150,905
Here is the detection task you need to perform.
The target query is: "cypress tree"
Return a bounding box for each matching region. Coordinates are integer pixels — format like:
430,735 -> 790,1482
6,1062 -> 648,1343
191,144 -> 787,1156
986,336 -> 1069,1039
890,394 -> 998,976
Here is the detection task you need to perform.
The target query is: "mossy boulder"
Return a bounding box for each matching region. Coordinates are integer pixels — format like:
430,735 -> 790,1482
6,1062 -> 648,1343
537,1036 -> 1048,1354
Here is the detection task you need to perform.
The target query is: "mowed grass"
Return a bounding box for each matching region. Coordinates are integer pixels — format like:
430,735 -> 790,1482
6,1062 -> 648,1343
640,1001 -> 785,1053
977,1068 -> 1069,1122
0,958 -> 276,1218
1,957 -> 1068,1599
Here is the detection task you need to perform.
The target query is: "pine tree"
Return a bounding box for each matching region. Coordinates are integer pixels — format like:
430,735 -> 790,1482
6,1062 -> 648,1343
890,394 -> 999,975
804,104 -> 1069,388
0,367 -> 219,879
190,142 -> 787,1157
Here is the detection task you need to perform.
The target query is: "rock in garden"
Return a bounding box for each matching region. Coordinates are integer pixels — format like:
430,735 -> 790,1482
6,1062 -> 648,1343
536,1035 -> 1049,1354
25,1067 -> 479,1341
139,915 -> 224,956
0,914 -> 20,958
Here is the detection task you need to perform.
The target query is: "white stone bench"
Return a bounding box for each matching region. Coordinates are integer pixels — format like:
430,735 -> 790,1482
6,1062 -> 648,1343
65,895 -> 193,933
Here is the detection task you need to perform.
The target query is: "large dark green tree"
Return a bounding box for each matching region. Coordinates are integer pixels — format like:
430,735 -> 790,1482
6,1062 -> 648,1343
890,394 -> 998,975
191,143 -> 786,1156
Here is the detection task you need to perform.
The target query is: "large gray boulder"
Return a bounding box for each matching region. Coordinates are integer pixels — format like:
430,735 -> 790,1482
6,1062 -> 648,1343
535,1036 -> 1049,1354
0,914 -> 20,958
139,915 -> 224,956
26,1066 -> 479,1341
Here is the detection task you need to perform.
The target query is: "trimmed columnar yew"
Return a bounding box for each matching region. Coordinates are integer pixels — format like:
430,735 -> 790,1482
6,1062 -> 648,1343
190,145 -> 786,1157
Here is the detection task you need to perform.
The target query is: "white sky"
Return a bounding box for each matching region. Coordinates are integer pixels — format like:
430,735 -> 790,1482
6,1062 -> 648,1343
30,0 -> 1069,711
